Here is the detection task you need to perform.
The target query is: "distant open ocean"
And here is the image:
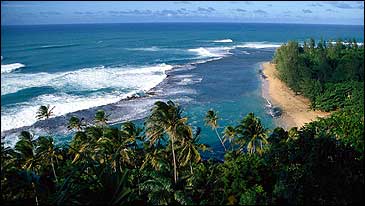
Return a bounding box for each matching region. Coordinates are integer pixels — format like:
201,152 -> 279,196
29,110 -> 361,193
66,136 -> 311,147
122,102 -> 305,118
1,23 -> 364,148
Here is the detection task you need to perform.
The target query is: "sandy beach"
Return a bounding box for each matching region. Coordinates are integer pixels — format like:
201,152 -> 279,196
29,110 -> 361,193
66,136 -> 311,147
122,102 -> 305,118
261,62 -> 330,129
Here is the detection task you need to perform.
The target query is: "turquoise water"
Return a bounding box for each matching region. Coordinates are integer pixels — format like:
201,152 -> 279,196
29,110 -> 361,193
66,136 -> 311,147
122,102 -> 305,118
1,23 -> 364,147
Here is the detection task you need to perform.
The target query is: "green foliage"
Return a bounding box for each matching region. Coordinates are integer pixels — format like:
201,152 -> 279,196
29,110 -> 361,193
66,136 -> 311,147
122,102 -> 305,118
67,116 -> 84,131
36,105 -> 55,120
274,38 -> 364,154
266,129 -> 363,205
205,109 -> 227,151
313,81 -> 359,111
274,39 -> 364,111
3,38 -> 363,205
2,90 -> 363,205
239,184 -> 267,205
235,113 -> 268,155
219,153 -> 271,205
94,110 -> 109,125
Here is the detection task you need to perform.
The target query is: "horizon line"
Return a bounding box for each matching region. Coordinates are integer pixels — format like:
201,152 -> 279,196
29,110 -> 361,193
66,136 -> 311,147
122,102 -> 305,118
2,21 -> 364,27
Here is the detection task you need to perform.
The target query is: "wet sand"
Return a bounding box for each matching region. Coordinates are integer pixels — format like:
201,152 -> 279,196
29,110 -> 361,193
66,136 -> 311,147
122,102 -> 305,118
261,62 -> 330,129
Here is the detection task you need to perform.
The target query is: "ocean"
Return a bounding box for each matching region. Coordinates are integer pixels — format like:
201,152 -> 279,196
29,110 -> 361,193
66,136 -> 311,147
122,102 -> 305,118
1,23 -> 364,149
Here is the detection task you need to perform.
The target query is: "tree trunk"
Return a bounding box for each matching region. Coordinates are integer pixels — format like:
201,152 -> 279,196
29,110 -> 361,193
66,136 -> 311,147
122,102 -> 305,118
51,157 -> 58,183
260,140 -> 263,151
32,182 -> 39,206
215,128 -> 226,151
171,136 -> 178,184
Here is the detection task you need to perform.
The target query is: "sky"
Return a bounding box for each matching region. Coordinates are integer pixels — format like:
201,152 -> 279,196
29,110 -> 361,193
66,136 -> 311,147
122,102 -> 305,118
1,1 -> 364,25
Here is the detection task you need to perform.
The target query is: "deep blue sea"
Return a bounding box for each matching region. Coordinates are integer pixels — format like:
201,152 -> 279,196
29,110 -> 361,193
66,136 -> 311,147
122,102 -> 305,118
1,23 -> 364,149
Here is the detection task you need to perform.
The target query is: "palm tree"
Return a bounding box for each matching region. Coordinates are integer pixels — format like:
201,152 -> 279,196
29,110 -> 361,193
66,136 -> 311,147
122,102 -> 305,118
223,126 -> 237,150
120,121 -> 143,149
14,131 -> 40,205
96,132 -> 135,169
205,110 -> 226,151
35,136 -> 62,183
141,148 -> 169,171
287,127 -> 300,142
145,100 -> 189,184
69,127 -> 102,164
178,127 -> 209,174
236,113 -> 268,155
1,141 -> 17,172
36,105 -> 55,120
94,110 -> 109,126
14,131 -> 38,171
67,116 -> 84,131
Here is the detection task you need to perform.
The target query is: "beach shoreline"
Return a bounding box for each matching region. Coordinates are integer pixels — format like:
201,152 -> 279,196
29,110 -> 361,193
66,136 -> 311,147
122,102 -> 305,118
261,62 -> 330,130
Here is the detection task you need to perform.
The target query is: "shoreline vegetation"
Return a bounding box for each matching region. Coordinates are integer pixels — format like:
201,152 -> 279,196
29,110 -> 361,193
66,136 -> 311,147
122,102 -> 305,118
2,38 -> 364,205
261,62 -> 331,129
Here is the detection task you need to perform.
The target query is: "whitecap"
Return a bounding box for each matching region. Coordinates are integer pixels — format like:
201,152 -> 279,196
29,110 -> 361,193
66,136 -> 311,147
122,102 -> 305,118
236,42 -> 282,49
1,63 -> 173,132
213,39 -> 233,43
1,63 -> 173,95
1,92 -> 131,132
1,63 -> 25,74
125,47 -> 185,53
192,57 -> 223,65
188,46 -> 233,58
173,74 -> 203,86
329,41 -> 364,46
37,44 -> 80,49
176,77 -> 203,86
126,46 -> 161,51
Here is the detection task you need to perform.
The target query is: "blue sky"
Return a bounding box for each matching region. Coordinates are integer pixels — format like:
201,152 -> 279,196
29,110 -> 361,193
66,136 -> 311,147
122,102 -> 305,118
1,1 -> 364,25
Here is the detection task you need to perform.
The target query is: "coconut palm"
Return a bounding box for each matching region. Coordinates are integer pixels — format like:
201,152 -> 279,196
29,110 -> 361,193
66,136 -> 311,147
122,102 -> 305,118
223,126 -> 237,150
94,110 -> 109,126
178,127 -> 209,174
236,113 -> 268,155
141,148 -> 169,171
36,105 -> 55,120
205,110 -> 226,151
287,127 -> 300,142
14,131 -> 39,171
120,121 -> 143,149
67,116 -> 84,131
145,100 -> 189,184
1,141 -> 17,172
14,131 -> 40,205
69,127 -> 102,164
35,136 -> 62,183
96,134 -> 135,169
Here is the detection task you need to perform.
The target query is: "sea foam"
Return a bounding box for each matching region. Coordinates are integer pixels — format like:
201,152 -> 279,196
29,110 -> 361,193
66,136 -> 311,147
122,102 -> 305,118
188,46 -> 233,58
236,42 -> 282,49
1,63 -> 173,132
213,39 -> 233,43
1,63 -> 25,74
36,44 -> 80,49
126,46 -> 161,51
1,63 -> 173,95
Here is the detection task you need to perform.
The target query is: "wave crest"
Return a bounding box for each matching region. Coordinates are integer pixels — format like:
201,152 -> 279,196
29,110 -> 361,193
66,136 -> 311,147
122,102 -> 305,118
1,63 -> 25,74
1,63 -> 173,132
236,42 -> 282,49
126,46 -> 161,51
36,44 -> 80,49
188,47 -> 232,58
213,39 -> 233,43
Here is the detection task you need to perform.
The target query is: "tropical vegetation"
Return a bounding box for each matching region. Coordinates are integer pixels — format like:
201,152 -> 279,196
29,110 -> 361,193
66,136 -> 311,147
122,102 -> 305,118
1,39 -> 363,205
